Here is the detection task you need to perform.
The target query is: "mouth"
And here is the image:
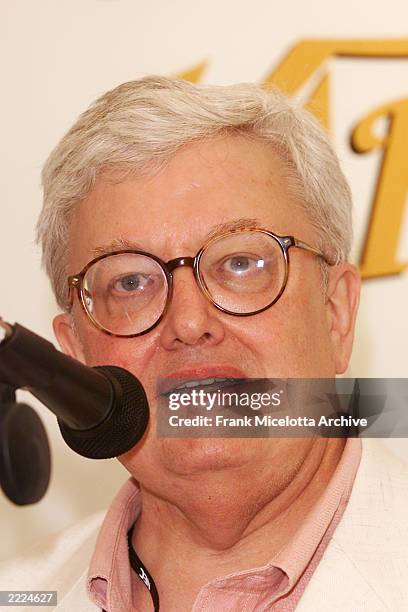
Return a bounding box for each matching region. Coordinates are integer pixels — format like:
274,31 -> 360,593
160,376 -> 250,396
156,365 -> 250,396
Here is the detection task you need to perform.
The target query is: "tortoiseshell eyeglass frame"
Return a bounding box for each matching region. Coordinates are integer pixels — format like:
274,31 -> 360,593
67,227 -> 334,338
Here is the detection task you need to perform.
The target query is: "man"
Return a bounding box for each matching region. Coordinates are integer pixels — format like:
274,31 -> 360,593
2,77 -> 407,611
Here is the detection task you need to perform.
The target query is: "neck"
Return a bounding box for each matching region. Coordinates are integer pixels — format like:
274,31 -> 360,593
132,438 -> 345,610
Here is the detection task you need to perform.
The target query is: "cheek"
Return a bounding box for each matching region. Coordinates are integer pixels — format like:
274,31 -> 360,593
235,288 -> 334,377
74,318 -> 151,377
286,292 -> 334,374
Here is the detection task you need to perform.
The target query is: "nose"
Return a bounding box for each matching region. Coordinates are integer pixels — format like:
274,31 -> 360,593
158,265 -> 225,349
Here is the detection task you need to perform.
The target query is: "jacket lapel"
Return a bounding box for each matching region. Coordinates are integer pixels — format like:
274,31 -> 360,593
298,439 -> 408,611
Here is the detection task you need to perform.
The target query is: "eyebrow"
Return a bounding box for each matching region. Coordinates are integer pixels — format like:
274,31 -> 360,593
91,237 -> 144,256
90,217 -> 263,256
205,217 -> 262,240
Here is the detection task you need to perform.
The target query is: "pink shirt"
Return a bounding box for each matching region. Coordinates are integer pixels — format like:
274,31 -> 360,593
88,438 -> 362,611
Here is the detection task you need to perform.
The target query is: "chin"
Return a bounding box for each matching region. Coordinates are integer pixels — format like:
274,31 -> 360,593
158,437 -> 260,475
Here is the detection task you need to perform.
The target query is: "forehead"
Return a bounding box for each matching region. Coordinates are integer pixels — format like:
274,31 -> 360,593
67,135 -> 310,269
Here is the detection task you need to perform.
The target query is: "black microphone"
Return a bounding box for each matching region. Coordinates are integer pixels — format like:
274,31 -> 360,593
0,321 -> 149,459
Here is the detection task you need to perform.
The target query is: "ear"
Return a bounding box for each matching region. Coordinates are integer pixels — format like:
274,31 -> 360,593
325,263 -> 361,374
53,313 -> 86,364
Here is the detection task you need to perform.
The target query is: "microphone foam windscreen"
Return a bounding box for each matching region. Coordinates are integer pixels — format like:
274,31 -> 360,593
58,365 -> 149,459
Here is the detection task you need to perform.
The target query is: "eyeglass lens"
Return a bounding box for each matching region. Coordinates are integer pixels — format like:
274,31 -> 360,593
81,232 -> 286,336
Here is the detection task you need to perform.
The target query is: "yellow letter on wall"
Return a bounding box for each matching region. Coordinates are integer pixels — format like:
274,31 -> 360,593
351,99 -> 408,278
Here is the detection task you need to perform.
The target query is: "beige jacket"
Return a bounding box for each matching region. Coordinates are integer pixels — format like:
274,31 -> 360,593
1,439 -> 407,611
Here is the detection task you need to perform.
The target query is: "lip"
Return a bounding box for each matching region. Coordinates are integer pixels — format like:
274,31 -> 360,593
157,364 -> 249,396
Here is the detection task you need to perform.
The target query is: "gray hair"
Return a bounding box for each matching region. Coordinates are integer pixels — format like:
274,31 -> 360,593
37,76 -> 353,310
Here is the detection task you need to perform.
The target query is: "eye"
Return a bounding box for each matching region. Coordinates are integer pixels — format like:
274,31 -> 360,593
221,255 -> 263,275
112,273 -> 153,293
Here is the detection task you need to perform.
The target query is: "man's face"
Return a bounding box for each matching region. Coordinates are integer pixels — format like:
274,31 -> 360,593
54,135 -> 359,498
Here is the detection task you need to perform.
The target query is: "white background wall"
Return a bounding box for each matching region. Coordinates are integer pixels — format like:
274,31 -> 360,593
0,0 -> 407,561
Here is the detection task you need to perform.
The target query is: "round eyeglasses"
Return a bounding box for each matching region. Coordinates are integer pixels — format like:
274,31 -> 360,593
67,228 -> 333,338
